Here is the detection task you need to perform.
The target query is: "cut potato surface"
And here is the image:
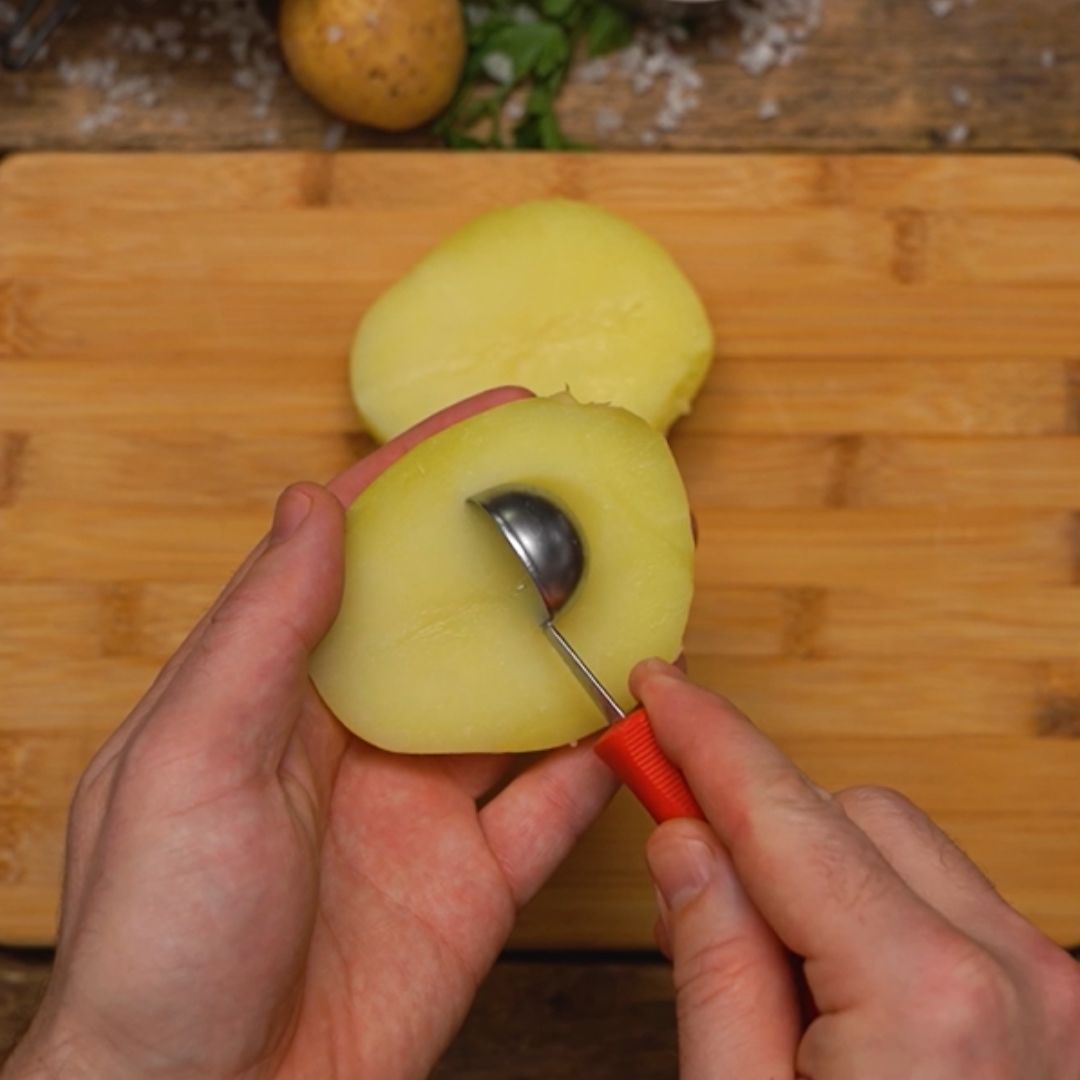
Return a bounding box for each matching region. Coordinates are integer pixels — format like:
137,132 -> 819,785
310,396 -> 695,753
350,199 -> 714,442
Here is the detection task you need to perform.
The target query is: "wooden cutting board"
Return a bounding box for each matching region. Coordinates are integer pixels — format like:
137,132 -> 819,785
3,153 -> 1080,948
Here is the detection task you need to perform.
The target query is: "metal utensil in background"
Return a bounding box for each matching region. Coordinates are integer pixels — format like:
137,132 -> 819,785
0,0 -> 76,71
471,486 -> 703,824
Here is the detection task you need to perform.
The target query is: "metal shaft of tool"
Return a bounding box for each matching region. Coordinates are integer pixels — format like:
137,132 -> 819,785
542,621 -> 626,725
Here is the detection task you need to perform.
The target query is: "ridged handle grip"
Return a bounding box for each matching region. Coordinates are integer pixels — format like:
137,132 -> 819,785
594,708 -> 705,823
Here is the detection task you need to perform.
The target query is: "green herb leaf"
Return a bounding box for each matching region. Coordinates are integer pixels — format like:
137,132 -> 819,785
585,3 -> 633,56
437,0 -> 639,152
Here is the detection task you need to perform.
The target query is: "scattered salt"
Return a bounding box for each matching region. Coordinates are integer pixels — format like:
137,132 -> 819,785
575,57 -> 610,84
593,106 -> 623,137
927,0 -> 953,16
324,24 -> 343,44
481,50 -> 514,86
322,120 -> 347,151
949,84 -> 971,108
1041,48 -> 1056,69
463,3 -> 487,28
946,121 -> 970,145
640,130 -> 658,146
758,96 -> 780,121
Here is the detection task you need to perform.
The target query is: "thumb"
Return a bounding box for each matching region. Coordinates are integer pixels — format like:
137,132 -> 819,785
142,482 -> 345,769
647,819 -> 801,1080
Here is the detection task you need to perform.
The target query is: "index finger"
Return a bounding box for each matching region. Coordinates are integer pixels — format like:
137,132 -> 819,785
631,660 -> 956,1006
328,386 -> 533,506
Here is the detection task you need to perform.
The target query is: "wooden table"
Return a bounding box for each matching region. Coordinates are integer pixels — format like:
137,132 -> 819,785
0,0 -> 1078,153
2,1 -> 1079,1075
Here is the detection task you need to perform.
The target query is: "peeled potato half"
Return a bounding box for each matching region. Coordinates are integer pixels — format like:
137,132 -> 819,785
350,199 -> 714,441
310,395 -> 695,753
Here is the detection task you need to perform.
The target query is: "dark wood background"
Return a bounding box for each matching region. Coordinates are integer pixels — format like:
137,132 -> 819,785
1,0 -> 1078,1073
2,0 -> 1079,152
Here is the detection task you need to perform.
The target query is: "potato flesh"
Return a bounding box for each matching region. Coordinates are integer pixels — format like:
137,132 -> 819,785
309,396 -> 695,753
350,200 -> 714,441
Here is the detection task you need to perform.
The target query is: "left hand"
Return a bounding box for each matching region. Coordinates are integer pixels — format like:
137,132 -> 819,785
6,387 -> 617,1080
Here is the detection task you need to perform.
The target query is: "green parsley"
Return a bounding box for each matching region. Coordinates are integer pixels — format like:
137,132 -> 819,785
434,1 -> 636,150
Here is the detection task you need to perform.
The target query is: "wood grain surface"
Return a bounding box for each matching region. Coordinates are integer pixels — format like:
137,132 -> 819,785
2,152 -> 1080,950
0,0 -> 1077,153
0,948 -> 678,1078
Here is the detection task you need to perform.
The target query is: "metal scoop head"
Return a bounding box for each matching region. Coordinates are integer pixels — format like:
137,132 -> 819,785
470,486 -> 624,723
469,487 -> 584,618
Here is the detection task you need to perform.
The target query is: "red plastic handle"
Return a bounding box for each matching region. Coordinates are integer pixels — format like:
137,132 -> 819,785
594,708 -> 705,823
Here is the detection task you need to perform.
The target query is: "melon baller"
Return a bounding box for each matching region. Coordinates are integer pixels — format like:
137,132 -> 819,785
470,487 -> 703,824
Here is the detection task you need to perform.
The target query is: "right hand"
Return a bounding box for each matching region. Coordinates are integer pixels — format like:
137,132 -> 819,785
632,660 -> 1080,1080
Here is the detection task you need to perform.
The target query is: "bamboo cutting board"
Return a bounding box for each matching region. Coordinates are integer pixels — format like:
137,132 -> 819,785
3,153 -> 1080,948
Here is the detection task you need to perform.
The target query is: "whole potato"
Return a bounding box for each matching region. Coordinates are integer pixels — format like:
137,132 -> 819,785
279,0 -> 465,131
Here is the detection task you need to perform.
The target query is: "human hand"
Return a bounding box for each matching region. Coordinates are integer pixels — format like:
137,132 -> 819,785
633,661 -> 1080,1080
6,387 -> 617,1080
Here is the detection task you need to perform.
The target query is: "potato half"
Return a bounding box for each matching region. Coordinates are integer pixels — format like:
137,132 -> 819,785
310,395 -> 695,753
351,200 -> 714,441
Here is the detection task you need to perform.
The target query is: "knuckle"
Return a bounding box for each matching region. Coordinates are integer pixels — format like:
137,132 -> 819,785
1030,940 -> 1080,1032
836,784 -> 919,822
917,941 -> 1015,1046
674,937 -> 763,1018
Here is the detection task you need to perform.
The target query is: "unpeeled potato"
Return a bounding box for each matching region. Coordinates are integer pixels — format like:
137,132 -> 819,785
350,199 -> 715,441
279,0 -> 465,131
309,395 -> 695,754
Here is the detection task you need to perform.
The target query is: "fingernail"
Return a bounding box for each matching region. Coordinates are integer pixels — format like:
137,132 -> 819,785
648,834 -> 720,913
271,487 -> 312,544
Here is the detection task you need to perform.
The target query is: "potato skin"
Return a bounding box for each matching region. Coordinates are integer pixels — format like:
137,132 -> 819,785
279,0 -> 465,131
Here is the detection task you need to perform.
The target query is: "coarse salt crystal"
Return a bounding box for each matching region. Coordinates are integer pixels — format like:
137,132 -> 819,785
322,120 -> 347,151
758,97 -> 780,121
739,39 -> 777,77
575,57 -> 610,83
1041,48 -> 1056,69
593,106 -> 623,137
946,122 -> 970,145
325,24 -> 343,44
949,85 -> 971,107
928,0 -> 953,16
481,51 -> 514,85
655,107 -> 680,132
